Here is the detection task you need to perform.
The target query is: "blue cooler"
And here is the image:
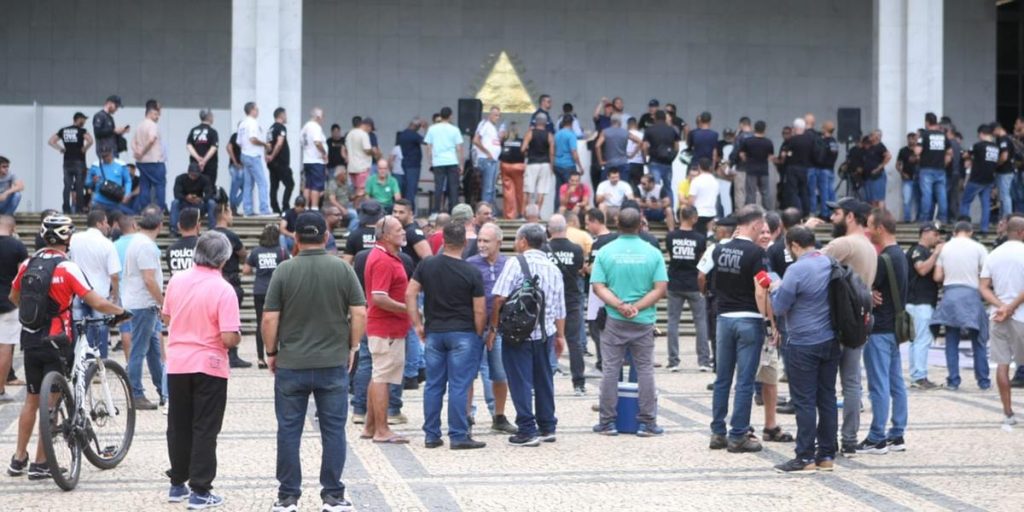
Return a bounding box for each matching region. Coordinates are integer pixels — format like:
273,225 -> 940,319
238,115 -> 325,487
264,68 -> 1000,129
615,383 -> 640,434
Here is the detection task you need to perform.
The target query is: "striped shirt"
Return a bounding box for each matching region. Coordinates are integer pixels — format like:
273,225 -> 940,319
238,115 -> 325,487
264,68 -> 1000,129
492,249 -> 566,340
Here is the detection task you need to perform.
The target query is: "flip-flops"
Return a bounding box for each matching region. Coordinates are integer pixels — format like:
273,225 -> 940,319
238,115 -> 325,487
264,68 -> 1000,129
372,435 -> 410,444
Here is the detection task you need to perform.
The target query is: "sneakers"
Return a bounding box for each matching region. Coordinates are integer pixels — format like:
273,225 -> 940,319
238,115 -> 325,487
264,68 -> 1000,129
537,432 -> 557,443
698,364 -> 714,373
135,396 -> 159,411
592,422 -> 618,436
0,391 -> 14,403
6,455 -> 27,476
726,434 -> 763,453
352,414 -> 365,425
666,364 -> 680,373
272,496 -> 300,512
636,423 -> 664,437
229,358 -> 253,369
508,433 -> 541,447
168,484 -> 190,503
491,415 -> 518,434
855,438 -> 889,455
387,413 -> 408,425
911,378 -> 939,390
886,436 -> 906,452
450,438 -> 486,450
1004,414 -> 1018,427
709,434 -> 727,450
27,462 -> 52,480
773,458 -> 817,474
187,493 -> 224,510
573,385 -> 586,396
322,494 -> 355,512
816,457 -> 835,472
841,443 -> 858,458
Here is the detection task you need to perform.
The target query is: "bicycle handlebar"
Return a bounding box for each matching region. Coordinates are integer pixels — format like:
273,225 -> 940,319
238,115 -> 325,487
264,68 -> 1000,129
76,311 -> 134,327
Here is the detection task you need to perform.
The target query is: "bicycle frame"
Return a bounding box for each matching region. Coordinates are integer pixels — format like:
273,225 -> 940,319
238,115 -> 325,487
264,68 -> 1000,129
68,319 -> 117,430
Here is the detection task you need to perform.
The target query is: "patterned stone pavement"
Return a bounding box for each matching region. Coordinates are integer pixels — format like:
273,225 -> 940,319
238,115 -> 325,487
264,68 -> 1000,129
1,336 -> 1022,511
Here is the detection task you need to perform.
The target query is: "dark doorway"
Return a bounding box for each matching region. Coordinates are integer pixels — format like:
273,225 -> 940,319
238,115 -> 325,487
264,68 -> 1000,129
997,0 -> 1023,128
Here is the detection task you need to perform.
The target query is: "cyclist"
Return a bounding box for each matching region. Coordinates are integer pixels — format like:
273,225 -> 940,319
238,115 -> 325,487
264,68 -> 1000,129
6,215 -> 126,480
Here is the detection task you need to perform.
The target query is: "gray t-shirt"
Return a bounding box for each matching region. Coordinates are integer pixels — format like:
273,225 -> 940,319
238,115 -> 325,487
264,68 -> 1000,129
602,127 -> 629,167
0,172 -> 17,193
121,235 -> 163,309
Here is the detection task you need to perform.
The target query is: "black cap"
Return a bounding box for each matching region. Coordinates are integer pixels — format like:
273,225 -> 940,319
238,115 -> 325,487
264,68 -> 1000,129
648,99 -> 660,107
106,95 -> 122,107
919,222 -> 941,234
295,211 -> 328,243
359,200 -> 383,226
827,197 -> 871,217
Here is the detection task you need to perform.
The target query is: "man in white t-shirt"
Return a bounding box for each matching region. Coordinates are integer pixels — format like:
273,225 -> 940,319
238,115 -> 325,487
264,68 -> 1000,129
687,157 -> 720,234
979,216 -> 1024,426
472,106 -> 505,206
301,108 -> 328,210
595,168 -> 634,212
237,102 -> 272,216
69,210 -> 121,358
932,221 -> 990,391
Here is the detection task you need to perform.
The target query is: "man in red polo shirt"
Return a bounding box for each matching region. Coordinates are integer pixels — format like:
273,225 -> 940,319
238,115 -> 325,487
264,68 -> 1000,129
362,215 -> 411,444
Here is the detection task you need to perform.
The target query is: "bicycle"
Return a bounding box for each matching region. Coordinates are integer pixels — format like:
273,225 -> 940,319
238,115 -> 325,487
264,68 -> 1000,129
38,312 -> 135,491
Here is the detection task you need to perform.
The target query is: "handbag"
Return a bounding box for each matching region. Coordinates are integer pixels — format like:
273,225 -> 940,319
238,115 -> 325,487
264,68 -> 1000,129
98,161 -> 126,203
881,253 -> 914,343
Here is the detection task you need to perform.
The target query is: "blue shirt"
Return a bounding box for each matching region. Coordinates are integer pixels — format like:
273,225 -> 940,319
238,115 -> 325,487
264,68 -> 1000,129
113,233 -> 138,280
86,159 -> 133,209
688,128 -> 719,163
397,129 -> 423,168
770,250 -> 835,345
466,254 -> 507,319
424,122 -> 463,167
554,128 -> 577,168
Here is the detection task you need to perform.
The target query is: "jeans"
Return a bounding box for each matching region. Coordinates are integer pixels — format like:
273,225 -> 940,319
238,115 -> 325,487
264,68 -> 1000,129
432,165 -> 460,213
62,161 -> 88,214
648,163 -> 673,205
839,345 -> 863,444
0,192 -> 22,215
403,328 -> 422,380
477,158 -> 499,205
127,306 -> 164,399
350,338 -> 403,416
784,340 -> 841,460
711,316 -> 764,439
817,168 -> 836,217
944,327 -> 991,389
996,172 -> 1014,216
473,334 -> 508,418
423,331 -> 482,442
170,199 -> 217,231
241,154 -> 272,215
917,167 -> 948,222
274,365 -> 349,501
74,300 -> 109,359
901,179 -> 918,223
863,333 -> 908,443
503,335 -> 557,437
905,304 -> 935,381
166,372 -> 227,494
807,167 -> 824,218
228,163 -> 244,210
667,291 -> 710,368
136,162 -> 167,211
960,181 -> 993,233
402,164 -> 421,213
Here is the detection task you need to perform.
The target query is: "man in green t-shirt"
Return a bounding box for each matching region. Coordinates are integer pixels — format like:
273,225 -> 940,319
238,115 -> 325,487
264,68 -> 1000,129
261,211 -> 366,511
365,159 -> 401,211
590,207 -> 668,437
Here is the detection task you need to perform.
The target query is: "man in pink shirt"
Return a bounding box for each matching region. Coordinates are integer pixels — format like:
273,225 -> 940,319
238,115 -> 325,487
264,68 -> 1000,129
161,231 -> 241,509
132,99 -> 168,211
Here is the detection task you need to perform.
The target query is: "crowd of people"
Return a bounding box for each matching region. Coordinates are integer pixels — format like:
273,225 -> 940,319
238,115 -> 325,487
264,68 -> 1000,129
0,92 -> 1022,508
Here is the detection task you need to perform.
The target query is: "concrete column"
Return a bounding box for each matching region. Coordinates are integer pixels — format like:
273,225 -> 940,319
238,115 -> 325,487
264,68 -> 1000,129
231,0 -> 302,172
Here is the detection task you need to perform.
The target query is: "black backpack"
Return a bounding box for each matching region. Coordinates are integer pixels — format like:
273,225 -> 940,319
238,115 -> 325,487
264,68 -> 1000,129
18,253 -> 65,332
498,256 -> 546,345
827,257 -> 874,349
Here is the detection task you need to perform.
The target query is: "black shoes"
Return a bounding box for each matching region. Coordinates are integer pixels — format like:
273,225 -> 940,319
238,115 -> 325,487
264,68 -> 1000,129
855,438 -> 889,455
491,415 -> 518,434
402,377 -> 419,390
507,433 -> 540,447
230,358 -> 253,368
424,439 -> 444,449
709,434 -> 727,450
450,438 -> 486,450
726,433 -> 763,453
774,458 -> 817,474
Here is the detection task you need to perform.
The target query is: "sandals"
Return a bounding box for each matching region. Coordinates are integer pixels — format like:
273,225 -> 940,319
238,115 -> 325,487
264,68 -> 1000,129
763,426 -> 794,442
257,360 -> 269,370
372,435 -> 410,444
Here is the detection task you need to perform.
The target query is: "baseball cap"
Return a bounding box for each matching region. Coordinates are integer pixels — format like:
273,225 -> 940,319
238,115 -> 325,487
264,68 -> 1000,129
359,200 -> 383,226
648,99 -> 660,107
451,203 -> 474,225
106,95 -> 123,107
827,197 -> 871,217
919,222 -> 941,235
295,211 -> 327,243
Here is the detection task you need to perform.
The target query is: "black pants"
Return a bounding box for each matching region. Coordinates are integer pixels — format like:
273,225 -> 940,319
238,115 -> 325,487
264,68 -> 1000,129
167,372 -> 228,494
565,301 -> 585,388
784,166 -> 810,214
62,161 -> 87,214
254,294 -> 266,360
432,165 -> 460,213
203,165 -> 218,192
228,283 -> 244,362
268,162 -> 294,213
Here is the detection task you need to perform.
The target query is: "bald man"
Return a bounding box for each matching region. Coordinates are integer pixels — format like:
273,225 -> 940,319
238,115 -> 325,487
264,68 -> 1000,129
366,159 -> 402,212
301,107 -> 328,209
980,216 -> 1024,426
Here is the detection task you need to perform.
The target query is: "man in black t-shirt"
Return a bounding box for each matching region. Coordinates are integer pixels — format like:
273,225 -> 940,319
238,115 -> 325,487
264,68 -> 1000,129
738,121 -> 775,209
962,124 -> 1000,233
766,208 -> 802,277
93,95 -> 127,158
905,224 -> 943,390
186,110 -> 220,186
994,123 -> 1016,216
327,123 -> 347,172
278,196 -> 306,254
343,200 -> 382,263
782,120 -> 814,214
709,205 -> 768,453
170,164 -> 217,235
266,107 -> 293,213
862,131 -> 891,209
393,199 -> 431,267
165,207 -> 200,277
227,132 -> 243,214
212,205 -> 251,368
49,112 -> 93,214
546,215 -> 586,392
664,206 -> 709,371
916,113 -> 951,222
643,111 -> 680,205
812,120 -> 841,219
896,132 -> 920,223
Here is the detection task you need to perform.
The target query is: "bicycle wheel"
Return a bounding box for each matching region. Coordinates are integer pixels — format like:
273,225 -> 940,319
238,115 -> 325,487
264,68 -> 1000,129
81,360 -> 135,470
38,371 -> 81,491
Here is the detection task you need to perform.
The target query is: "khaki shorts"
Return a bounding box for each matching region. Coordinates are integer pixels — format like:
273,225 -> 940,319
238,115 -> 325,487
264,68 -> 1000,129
369,336 -> 406,385
524,163 -> 552,194
0,309 -> 20,344
756,343 -> 780,384
990,319 -> 1024,365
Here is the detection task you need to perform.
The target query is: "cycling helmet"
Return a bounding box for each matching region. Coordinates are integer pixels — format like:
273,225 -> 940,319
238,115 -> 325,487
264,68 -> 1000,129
40,215 -> 75,246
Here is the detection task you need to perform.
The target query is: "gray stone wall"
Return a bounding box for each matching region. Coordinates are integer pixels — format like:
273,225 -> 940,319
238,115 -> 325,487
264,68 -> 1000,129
944,0 -> 997,135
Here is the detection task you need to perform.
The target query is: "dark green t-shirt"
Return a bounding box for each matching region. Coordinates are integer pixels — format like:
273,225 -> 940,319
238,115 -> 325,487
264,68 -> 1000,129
264,249 -> 366,369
